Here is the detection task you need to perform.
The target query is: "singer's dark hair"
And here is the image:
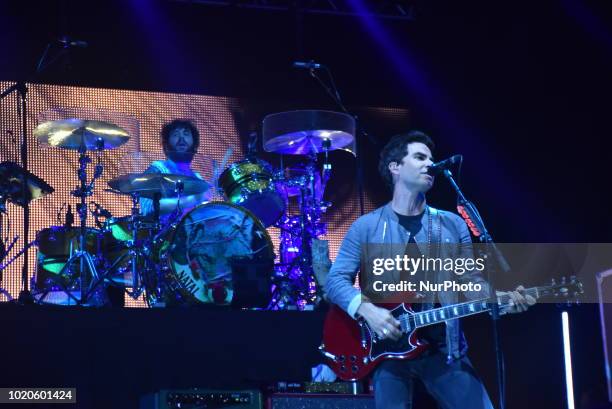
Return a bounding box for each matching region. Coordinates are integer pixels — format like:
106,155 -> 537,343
378,130 -> 435,188
161,119 -> 200,154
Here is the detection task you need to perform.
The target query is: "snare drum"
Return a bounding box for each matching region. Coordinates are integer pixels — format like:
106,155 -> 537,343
218,157 -> 285,227
154,202 -> 274,306
101,216 -> 158,286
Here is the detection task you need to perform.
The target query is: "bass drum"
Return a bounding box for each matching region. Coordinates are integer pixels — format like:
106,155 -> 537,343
156,202 -> 275,306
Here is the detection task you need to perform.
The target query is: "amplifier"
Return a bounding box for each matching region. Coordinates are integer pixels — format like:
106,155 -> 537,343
267,393 -> 375,409
140,388 -> 262,409
274,381 -> 363,394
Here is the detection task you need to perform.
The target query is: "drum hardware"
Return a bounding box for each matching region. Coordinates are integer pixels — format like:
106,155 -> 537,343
267,144 -> 336,309
0,162 -> 54,301
101,184 -> 169,305
261,110 -> 353,309
261,110 -> 357,309
96,193 -> 159,302
104,173 -> 212,306
1,82 -> 33,304
33,118 -> 129,305
0,238 -> 38,302
269,168 -> 324,310
89,201 -> 112,229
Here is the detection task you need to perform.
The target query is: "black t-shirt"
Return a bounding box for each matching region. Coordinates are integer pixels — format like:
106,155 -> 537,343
395,211 -> 446,347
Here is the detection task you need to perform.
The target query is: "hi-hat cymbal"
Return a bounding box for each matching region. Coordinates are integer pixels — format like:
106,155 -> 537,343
34,119 -> 130,150
0,161 -> 54,207
262,110 -> 356,155
107,173 -> 211,199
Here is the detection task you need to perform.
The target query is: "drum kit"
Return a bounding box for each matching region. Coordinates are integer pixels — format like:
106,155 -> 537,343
0,110 -> 355,310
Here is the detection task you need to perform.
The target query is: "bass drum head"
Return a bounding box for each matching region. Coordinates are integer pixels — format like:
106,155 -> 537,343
165,201 -> 274,305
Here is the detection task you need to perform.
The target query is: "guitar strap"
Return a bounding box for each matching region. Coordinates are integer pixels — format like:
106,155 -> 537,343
403,207 -> 442,304
427,207 -> 442,304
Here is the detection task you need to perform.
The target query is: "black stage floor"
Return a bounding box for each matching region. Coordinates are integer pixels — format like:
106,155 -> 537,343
0,304 -> 325,408
0,302 -> 606,409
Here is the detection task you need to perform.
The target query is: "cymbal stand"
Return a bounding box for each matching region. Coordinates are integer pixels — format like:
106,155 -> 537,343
141,183 -> 185,306
0,82 -> 34,303
269,147 -> 331,310
299,146 -> 332,305
0,201 -> 14,301
0,187 -> 39,301
93,193 -> 157,301
46,137 -> 104,305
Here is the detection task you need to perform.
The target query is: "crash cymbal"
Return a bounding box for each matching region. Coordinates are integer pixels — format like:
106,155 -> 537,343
262,110 -> 355,155
107,173 -> 211,199
34,118 -> 129,150
0,161 -> 54,206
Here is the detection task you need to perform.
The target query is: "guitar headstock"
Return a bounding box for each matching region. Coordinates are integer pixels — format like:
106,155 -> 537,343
543,276 -> 584,305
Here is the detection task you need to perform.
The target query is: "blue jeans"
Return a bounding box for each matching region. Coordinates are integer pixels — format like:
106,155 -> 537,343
373,352 -> 494,409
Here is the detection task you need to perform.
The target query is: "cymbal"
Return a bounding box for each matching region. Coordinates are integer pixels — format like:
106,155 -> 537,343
34,119 -> 129,150
107,173 -> 211,199
262,110 -> 355,155
0,161 -> 54,206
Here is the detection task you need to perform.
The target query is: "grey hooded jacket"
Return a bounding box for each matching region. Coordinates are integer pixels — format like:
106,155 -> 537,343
325,202 -> 491,361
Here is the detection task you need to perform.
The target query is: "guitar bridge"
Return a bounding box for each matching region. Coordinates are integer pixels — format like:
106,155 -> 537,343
318,344 -> 338,362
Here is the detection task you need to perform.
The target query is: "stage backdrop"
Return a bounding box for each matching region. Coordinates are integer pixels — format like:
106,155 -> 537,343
0,82 -> 402,305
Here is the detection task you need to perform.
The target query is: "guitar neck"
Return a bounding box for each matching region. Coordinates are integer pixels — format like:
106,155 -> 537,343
401,286 -> 542,330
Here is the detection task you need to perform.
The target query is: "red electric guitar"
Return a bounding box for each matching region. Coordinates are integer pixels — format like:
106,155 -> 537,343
320,277 -> 583,381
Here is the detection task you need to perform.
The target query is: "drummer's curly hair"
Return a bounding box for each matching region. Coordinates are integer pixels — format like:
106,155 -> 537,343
378,130 -> 435,188
161,119 -> 200,153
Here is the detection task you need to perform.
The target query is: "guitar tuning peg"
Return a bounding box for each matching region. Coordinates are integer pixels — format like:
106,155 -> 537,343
561,276 -> 567,284
551,278 -> 556,285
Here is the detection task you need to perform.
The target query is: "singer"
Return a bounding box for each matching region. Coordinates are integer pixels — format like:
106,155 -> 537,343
325,130 -> 535,409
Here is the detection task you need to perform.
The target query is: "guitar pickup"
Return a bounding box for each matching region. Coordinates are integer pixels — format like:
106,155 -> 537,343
358,320 -> 368,348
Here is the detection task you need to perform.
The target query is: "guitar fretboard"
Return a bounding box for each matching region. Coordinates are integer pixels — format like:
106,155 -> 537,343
398,287 -> 543,331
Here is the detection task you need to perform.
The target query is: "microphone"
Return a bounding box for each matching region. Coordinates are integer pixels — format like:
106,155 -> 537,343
57,36 -> 88,48
293,60 -> 322,70
65,205 -> 74,228
93,202 -> 112,219
427,154 -> 462,175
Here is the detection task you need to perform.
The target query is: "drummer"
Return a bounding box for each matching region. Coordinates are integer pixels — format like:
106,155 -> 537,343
140,119 -> 211,220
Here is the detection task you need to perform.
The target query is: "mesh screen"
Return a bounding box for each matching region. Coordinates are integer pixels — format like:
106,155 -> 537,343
0,82 -> 390,306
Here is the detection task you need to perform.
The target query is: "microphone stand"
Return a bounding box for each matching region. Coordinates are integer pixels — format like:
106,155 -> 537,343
305,65 -> 377,216
0,81 -> 32,304
0,37 -> 81,304
439,168 -> 510,409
